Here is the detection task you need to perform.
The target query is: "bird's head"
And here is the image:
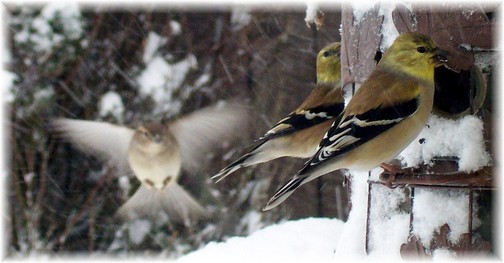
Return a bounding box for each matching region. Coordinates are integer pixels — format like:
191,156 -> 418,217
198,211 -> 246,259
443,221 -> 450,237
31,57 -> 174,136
380,32 -> 448,81
132,123 -> 175,154
316,42 -> 342,84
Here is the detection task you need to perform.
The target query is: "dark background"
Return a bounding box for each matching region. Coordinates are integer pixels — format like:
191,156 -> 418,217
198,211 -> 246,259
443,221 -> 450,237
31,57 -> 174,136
6,5 -> 350,255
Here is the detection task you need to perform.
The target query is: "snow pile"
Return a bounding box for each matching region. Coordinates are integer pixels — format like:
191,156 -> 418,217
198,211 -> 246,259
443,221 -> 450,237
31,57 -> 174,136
367,182 -> 409,258
99,91 -> 124,122
175,168 -> 484,260
332,171 -> 368,259
399,115 -> 491,171
178,217 -> 344,262
412,188 -> 473,248
136,31 -> 197,115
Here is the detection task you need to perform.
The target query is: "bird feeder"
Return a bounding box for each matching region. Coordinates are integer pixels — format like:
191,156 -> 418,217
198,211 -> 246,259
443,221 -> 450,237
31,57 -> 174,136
340,3 -> 496,258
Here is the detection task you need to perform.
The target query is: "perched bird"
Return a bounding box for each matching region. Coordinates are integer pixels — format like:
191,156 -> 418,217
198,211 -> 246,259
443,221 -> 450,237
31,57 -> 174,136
263,32 -> 448,210
212,42 -> 344,182
52,101 -> 248,225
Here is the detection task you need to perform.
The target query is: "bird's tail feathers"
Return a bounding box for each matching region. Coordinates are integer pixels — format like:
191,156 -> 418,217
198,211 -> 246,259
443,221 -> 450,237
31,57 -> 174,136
213,139 -> 276,182
116,183 -> 207,226
263,168 -> 330,211
211,152 -> 256,183
262,174 -> 308,211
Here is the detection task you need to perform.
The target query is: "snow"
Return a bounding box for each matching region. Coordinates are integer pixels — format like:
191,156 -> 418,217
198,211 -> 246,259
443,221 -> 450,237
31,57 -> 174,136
352,2 -> 378,23
237,211 -> 264,235
170,20 -> 182,36
432,248 -> 458,259
23,172 -> 35,185
350,2 -> 402,51
336,7 -> 492,259
399,115 -> 491,171
231,6 -> 251,31
4,2 -> 496,260
367,182 -> 410,258
128,219 -> 152,245
412,188 -> 473,249
171,84 -> 490,262
14,2 -> 83,54
33,87 -> 55,101
194,73 -> 210,87
378,2 -> 400,51
175,168 -> 485,261
136,54 -> 197,114
26,87 -> 55,116
332,171 -> 368,259
173,110 -> 491,260
178,217 -> 344,262
118,175 -> 131,192
2,70 -> 16,103
304,2 -> 320,27
118,175 -> 131,201
99,91 -> 125,121
142,32 -> 168,63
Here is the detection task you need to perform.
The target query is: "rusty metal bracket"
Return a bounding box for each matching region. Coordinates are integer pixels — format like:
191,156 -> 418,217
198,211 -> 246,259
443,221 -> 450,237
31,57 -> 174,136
365,160 -> 494,256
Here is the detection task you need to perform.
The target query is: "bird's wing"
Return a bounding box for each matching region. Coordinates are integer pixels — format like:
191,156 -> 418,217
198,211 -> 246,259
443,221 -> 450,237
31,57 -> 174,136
168,101 -> 249,171
258,103 -> 345,142
51,118 -> 135,172
263,94 -> 421,210
299,95 -> 420,175
257,84 -> 344,142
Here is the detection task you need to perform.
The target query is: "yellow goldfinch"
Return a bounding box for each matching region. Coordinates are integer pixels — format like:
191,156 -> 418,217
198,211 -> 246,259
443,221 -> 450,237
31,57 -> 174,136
212,42 -> 344,182
264,32 -> 448,210
52,102 -> 247,224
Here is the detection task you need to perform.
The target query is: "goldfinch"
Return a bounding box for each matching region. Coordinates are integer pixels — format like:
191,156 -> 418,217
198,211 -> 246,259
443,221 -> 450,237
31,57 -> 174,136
212,42 -> 344,182
52,101 -> 247,224
264,32 -> 448,210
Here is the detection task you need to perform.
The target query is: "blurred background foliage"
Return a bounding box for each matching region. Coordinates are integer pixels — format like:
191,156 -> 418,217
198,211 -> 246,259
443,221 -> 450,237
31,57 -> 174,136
6,4 -> 349,256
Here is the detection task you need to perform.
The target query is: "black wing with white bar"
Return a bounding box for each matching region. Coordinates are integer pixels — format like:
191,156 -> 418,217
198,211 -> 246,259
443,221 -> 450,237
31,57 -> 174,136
299,97 -> 420,174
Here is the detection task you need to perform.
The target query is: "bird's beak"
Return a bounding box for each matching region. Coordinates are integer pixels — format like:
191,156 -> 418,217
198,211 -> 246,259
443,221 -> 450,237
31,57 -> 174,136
153,134 -> 162,143
433,48 -> 448,67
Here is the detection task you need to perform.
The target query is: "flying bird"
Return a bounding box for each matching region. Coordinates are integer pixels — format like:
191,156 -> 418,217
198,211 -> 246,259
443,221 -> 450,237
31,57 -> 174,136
52,101 -> 248,225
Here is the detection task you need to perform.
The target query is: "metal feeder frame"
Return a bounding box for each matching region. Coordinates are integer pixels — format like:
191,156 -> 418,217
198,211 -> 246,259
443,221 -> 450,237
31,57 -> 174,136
364,161 -> 494,255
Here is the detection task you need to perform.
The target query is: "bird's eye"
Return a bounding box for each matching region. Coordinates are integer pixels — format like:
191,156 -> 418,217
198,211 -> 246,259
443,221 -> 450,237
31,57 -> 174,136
323,51 -> 330,57
417,47 -> 427,53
